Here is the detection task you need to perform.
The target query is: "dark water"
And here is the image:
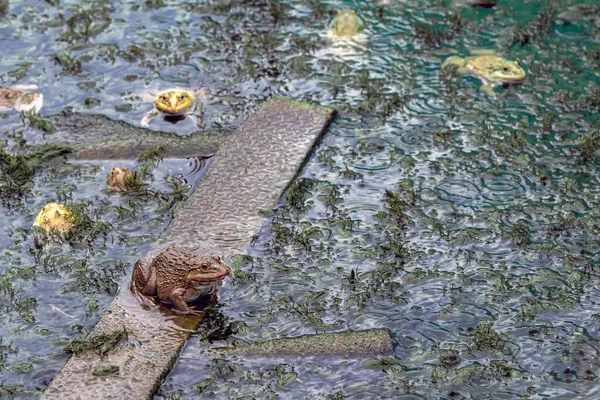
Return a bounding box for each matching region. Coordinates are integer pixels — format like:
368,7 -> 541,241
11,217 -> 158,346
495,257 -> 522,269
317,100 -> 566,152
1,0 -> 600,399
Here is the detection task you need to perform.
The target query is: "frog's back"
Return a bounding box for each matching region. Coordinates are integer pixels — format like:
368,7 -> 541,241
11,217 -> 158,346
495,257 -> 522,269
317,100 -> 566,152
155,247 -> 195,296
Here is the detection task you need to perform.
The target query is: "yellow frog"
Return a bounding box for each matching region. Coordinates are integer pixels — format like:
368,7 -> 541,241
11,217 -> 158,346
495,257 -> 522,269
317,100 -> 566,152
441,50 -> 526,96
33,202 -> 73,232
140,88 -> 197,127
0,85 -> 43,113
329,9 -> 364,37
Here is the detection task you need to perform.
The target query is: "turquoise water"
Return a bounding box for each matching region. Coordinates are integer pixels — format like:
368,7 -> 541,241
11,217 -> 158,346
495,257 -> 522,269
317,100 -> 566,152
1,0 -> 600,398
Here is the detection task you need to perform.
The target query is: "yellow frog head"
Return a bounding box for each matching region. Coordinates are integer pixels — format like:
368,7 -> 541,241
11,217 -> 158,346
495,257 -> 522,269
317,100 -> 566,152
153,89 -> 196,116
329,9 -> 364,37
33,202 -> 73,232
484,58 -> 526,83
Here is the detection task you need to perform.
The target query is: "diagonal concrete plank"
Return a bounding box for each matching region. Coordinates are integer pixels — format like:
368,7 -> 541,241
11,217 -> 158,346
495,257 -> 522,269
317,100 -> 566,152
41,97 -> 335,400
156,96 -> 335,254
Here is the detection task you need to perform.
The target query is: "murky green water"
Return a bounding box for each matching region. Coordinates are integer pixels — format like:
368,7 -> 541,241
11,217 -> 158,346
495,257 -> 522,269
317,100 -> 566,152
1,0 -> 600,398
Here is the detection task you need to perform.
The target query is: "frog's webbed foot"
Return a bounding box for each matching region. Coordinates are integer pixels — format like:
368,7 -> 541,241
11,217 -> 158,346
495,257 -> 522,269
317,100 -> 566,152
130,280 -> 160,307
442,56 -> 467,72
479,83 -> 497,98
141,109 -> 158,127
170,289 -> 206,316
187,309 -> 206,317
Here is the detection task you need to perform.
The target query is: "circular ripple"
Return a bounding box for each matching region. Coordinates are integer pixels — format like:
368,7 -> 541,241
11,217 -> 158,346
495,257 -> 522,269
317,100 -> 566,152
436,179 -> 481,205
398,128 -> 425,146
406,89 -> 450,118
394,115 -> 449,148
345,200 -> 381,214
480,173 -> 527,206
348,137 -> 395,171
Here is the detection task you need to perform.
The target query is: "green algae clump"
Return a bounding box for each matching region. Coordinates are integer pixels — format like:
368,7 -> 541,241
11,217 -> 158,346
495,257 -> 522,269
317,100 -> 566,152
92,365 -> 120,376
62,328 -> 129,356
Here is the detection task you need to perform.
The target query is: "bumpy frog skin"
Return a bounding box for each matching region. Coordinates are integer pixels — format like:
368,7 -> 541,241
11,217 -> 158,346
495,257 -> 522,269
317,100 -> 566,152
107,167 -> 133,192
442,51 -> 526,96
130,246 -> 230,315
140,89 -> 197,127
0,85 -> 43,113
329,9 -> 364,37
33,202 -> 73,232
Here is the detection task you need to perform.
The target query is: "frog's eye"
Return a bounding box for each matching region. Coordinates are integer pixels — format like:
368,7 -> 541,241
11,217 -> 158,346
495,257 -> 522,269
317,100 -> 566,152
161,95 -> 168,101
179,94 -> 186,100
502,66 -> 509,72
201,263 -> 209,269
212,255 -> 221,262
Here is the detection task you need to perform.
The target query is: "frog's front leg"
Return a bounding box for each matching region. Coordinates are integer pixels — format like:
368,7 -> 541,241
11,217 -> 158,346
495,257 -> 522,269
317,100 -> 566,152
141,108 -> 158,127
169,288 -> 206,316
479,82 -> 497,98
130,258 -> 159,306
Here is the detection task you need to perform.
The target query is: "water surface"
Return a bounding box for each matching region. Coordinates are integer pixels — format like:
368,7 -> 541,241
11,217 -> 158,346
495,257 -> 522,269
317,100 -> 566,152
1,0 -> 600,398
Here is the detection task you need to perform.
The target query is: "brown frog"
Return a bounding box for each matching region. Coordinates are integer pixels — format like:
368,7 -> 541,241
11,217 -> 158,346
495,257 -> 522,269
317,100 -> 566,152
0,85 -> 44,112
107,167 -> 133,192
130,246 -> 230,315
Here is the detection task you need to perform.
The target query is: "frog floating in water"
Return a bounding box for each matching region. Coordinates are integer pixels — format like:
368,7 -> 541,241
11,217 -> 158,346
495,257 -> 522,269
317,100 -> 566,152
130,246 -> 230,315
328,9 -> 364,37
0,85 -> 43,113
107,167 -> 134,192
140,88 -> 198,127
33,202 -> 73,232
441,50 -> 526,96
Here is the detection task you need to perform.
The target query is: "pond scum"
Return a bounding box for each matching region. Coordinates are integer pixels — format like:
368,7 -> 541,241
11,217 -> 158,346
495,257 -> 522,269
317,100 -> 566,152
1,0 -> 600,398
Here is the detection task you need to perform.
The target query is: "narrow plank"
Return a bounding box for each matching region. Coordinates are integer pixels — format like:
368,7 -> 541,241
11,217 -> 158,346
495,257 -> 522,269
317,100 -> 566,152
211,329 -> 394,357
41,97 -> 335,400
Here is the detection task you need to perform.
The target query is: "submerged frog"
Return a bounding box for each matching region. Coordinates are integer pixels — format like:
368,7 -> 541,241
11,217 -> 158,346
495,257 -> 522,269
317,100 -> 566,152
329,9 -> 364,37
0,85 -> 43,113
33,202 -> 73,232
107,167 -> 134,192
130,246 -> 230,315
140,88 -> 197,127
441,50 -> 526,96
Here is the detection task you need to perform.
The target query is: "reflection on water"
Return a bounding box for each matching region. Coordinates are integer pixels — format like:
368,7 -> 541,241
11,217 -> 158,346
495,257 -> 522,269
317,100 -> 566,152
1,0 -> 600,398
